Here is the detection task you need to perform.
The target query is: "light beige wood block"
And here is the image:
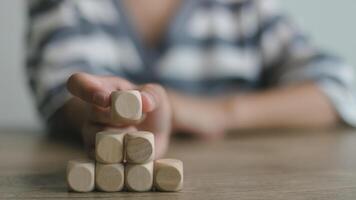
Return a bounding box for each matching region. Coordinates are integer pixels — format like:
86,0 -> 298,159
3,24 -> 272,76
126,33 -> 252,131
111,90 -> 142,122
66,159 -> 95,192
95,163 -> 124,192
96,131 -> 125,164
125,131 -> 155,164
154,159 -> 183,192
125,162 -> 153,192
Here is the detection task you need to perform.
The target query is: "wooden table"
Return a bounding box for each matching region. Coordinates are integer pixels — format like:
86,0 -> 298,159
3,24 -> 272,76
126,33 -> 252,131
1,128 -> 356,199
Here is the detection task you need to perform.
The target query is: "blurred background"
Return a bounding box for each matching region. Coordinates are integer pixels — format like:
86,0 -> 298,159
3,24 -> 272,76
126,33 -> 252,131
0,0 -> 355,130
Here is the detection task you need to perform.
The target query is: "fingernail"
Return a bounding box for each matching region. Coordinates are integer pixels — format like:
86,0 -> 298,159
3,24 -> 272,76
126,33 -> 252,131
93,92 -> 107,106
141,91 -> 156,111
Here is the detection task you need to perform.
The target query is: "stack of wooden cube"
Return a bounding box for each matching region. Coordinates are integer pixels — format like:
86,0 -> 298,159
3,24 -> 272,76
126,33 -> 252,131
66,90 -> 183,193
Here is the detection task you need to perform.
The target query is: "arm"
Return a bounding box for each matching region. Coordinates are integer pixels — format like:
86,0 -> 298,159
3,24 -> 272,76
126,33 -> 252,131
169,83 -> 338,138
251,1 -> 356,129
226,83 -> 338,130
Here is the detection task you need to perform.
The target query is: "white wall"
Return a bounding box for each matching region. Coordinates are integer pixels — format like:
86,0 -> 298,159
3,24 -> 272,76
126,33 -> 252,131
0,0 -> 41,129
0,0 -> 355,129
281,0 -> 356,67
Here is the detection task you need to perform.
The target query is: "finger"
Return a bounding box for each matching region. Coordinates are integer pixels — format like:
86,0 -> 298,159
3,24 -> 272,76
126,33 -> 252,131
67,73 -> 110,107
67,72 -> 135,107
140,83 -> 166,113
89,105 -> 113,125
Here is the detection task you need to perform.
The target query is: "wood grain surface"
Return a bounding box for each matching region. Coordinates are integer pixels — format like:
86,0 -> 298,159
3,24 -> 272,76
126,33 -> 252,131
1,128 -> 356,199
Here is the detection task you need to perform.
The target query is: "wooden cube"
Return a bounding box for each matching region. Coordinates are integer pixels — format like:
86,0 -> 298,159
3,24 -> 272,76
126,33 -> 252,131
154,159 -> 183,192
111,90 -> 142,122
125,131 -> 155,164
66,159 -> 95,192
125,162 -> 153,192
95,131 -> 125,164
96,163 -> 124,192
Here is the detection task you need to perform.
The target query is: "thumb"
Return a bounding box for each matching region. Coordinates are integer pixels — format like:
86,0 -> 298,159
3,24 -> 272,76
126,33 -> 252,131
140,84 -> 165,113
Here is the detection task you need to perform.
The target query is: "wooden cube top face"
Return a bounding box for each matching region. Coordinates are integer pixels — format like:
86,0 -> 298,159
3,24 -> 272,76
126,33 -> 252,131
111,90 -> 142,121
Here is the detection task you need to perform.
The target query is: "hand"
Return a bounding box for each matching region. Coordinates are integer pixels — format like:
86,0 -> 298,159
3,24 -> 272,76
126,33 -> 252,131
66,72 -> 172,159
169,92 -> 229,140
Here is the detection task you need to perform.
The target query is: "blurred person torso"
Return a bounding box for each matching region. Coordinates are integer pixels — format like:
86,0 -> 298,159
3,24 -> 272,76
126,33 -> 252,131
27,0 -> 355,123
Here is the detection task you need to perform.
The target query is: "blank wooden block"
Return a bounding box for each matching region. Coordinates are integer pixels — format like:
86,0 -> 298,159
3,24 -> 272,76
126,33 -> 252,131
125,162 -> 153,192
96,131 -> 125,164
111,90 -> 142,122
67,159 -> 95,192
125,131 -> 155,164
154,159 -> 183,192
96,163 -> 124,192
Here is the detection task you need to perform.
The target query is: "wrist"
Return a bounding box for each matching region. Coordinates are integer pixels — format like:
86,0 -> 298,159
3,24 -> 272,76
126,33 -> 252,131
224,95 -> 252,130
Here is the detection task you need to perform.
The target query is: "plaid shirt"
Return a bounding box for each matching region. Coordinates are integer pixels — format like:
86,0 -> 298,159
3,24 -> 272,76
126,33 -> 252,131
27,0 -> 356,126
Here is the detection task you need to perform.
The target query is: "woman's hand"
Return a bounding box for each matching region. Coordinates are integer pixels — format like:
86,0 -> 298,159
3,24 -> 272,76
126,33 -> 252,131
66,72 -> 172,159
169,92 -> 229,140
